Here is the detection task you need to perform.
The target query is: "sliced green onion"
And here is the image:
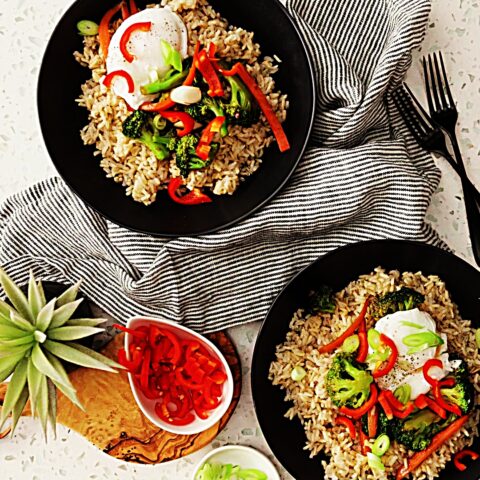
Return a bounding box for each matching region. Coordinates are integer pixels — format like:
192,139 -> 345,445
341,334 -> 359,353
403,330 -> 444,354
291,365 -> 306,382
400,320 -> 423,329
160,40 -> 183,72
367,329 -> 381,350
394,384 -> 411,405
475,329 -> 480,349
372,434 -> 390,457
77,20 -> 99,36
153,115 -> 167,131
367,452 -> 385,471
195,462 -> 267,480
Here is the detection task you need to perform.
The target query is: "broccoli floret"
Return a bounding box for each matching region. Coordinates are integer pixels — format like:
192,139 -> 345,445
175,135 -> 219,177
371,287 -> 425,320
361,410 -> 391,437
325,353 -> 373,408
223,74 -> 260,127
122,110 -> 176,161
441,359 -> 474,414
185,97 -> 228,137
308,285 -> 336,314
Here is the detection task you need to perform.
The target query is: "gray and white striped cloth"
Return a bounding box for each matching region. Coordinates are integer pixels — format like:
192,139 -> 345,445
0,0 -> 441,333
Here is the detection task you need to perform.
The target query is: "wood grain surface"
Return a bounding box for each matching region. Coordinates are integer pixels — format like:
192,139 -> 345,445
0,331 -> 241,464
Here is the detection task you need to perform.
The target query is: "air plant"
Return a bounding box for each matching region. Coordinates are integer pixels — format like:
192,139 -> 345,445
0,268 -> 122,437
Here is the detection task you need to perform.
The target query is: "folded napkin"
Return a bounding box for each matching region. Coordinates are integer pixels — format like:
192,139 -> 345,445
0,0 -> 441,332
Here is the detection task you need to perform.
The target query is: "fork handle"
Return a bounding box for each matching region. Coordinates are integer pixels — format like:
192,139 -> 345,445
443,151 -> 480,205
449,136 -> 480,266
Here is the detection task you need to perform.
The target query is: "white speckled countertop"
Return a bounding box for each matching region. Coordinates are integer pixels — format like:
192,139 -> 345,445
0,0 -> 479,479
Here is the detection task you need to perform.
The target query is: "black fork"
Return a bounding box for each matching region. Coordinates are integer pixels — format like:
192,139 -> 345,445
423,52 -> 480,266
391,84 -> 480,205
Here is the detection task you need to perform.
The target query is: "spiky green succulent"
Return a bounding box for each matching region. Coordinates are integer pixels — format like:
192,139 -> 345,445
0,268 -> 122,438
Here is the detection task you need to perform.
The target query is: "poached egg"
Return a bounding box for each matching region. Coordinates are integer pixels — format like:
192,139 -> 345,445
105,7 -> 188,109
373,308 -> 459,400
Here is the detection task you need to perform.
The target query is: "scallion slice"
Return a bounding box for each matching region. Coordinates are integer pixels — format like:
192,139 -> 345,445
341,334 -> 359,353
77,20 -> 99,36
403,330 -> 444,354
291,365 -> 306,382
476,329 -> 480,349
367,452 -> 385,471
372,434 -> 390,457
394,384 -> 411,405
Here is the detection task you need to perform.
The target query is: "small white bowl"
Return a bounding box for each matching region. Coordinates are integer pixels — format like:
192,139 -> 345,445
124,316 -> 234,435
192,445 -> 280,480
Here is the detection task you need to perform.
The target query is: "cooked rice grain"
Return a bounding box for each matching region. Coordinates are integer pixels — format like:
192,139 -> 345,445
75,0 -> 288,205
269,267 -> 480,480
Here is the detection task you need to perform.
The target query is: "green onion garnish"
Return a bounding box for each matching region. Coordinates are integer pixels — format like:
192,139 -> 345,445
160,40 -> 183,73
372,434 -> 391,457
394,385 -> 411,405
475,329 -> 480,349
403,330 -> 444,354
77,20 -> 99,36
341,334 -> 359,353
291,365 -> 307,382
367,452 -> 385,471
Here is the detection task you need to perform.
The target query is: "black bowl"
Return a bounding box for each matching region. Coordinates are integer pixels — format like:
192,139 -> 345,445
251,240 -> 480,480
38,0 -> 314,236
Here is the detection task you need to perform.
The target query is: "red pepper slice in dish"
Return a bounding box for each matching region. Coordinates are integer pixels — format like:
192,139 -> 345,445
391,402 -> 415,419
356,331 -> 368,363
195,48 -> 224,97
120,22 -> 152,63
103,70 -> 135,93
423,395 -> 447,419
117,347 -> 142,373
359,429 -> 371,455
159,110 -> 195,137
113,323 -> 147,339
196,116 -> 226,160
335,415 -> 356,440
128,0 -> 139,14
120,0 -> 130,20
454,449 -> 480,472
219,62 -> 290,152
433,383 -> 463,417
184,42 -> 201,86
372,334 -> 398,378
414,394 -> 429,410
339,384 -> 378,419
378,391 -> 394,420
140,347 -> 151,391
423,358 -> 443,387
167,178 -> 212,206
99,2 -> 122,57
367,405 -> 378,438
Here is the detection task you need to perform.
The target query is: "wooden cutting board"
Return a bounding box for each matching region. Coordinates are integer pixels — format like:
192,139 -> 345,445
0,331 -> 241,464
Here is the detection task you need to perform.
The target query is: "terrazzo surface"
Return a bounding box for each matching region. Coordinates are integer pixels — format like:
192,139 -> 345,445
0,0 -> 479,478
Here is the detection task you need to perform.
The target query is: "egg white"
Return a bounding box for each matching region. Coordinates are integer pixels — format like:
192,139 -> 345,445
106,7 -> 188,109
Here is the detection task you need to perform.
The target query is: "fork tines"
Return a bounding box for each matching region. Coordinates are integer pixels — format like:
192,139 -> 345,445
422,52 -> 456,113
391,83 -> 436,142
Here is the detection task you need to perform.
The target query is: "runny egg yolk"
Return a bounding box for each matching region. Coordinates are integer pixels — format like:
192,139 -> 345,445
105,7 -> 188,109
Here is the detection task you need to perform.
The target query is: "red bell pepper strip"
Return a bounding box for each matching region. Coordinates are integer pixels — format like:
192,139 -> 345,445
335,416 -> 356,440
196,116 -> 226,160
396,416 -> 469,480
195,48 -> 224,97
209,369 -> 227,385
99,2 -> 122,58
392,402 -> 415,419
372,334 -> 398,378
167,178 -> 212,206
423,358 -> 443,387
129,0 -> 139,14
378,391 -> 394,420
184,42 -> 200,86
367,405 -> 378,438
454,449 -> 480,472
140,347 -> 151,392
158,329 -> 182,365
220,62 -> 290,153
359,429 -> 371,455
120,0 -> 130,20
384,390 -> 406,411
140,96 -> 176,112
103,70 -> 135,93
356,331 -> 368,363
155,402 -> 195,425
113,323 -> 147,339
439,377 -> 455,388
339,384 -> 378,419
118,347 -> 142,372
203,379 -> 221,408
120,22 -> 151,63
424,396 -> 447,420
433,383 -> 463,417
159,110 -> 195,137
176,367 -> 204,391
319,297 -> 371,354
414,394 -> 429,410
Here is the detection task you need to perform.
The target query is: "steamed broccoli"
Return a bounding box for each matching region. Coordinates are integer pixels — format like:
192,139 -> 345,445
371,287 -> 425,320
175,134 -> 219,177
440,359 -> 474,415
223,74 -> 260,127
122,110 -> 176,161
308,285 -> 336,314
185,96 -> 228,137
325,353 -> 373,408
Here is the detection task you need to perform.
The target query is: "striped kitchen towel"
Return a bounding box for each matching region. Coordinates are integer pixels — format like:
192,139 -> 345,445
0,0 -> 441,332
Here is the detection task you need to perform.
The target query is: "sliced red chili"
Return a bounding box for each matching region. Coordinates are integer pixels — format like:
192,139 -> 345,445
128,0 -> 139,14
423,358 -> 443,387
103,70 -> 135,93
118,347 -> 142,372
184,42 -> 200,86
433,383 -> 462,417
359,428 -> 371,455
356,331 -> 368,363
335,416 -> 356,440
424,396 -> 447,420
99,2 -> 122,58
372,334 -> 398,378
384,390 -> 406,411
195,48 -> 224,97
160,110 -> 195,137
158,328 -> 182,365
140,348 -> 151,391
367,405 -> 378,438
120,0 -> 130,20
113,323 -> 147,339
339,384 -> 378,419
378,391 -> 394,420
167,177 -> 212,206
196,116 -> 226,160
439,377 -> 456,388
140,96 -> 176,112
454,449 -> 480,472
392,402 -> 415,419
414,394 -> 429,410
120,22 -> 152,63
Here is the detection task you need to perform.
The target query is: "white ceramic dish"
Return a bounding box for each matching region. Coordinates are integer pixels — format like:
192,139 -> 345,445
192,445 -> 280,480
124,316 -> 234,435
